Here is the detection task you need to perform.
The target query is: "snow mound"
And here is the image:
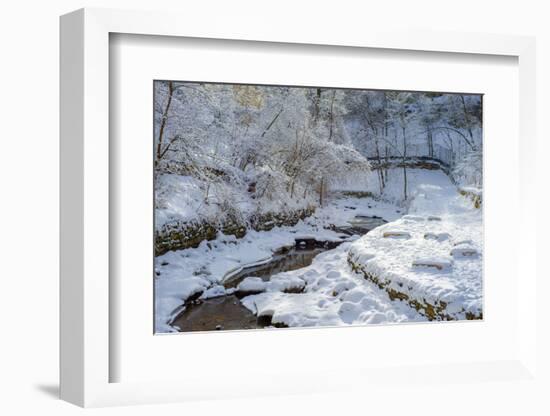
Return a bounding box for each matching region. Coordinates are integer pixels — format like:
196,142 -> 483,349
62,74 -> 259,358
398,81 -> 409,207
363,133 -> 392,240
402,215 -> 425,222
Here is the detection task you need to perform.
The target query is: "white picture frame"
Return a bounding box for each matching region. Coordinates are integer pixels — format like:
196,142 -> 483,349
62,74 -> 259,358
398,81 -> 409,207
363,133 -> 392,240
60,7 -> 538,408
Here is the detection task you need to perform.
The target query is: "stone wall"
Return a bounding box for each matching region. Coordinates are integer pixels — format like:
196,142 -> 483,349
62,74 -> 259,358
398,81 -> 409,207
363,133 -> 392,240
347,253 -> 482,321
155,206 -> 316,256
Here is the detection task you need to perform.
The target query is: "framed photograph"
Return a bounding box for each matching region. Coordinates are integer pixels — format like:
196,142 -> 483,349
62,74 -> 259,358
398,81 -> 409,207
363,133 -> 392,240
60,8 -> 538,407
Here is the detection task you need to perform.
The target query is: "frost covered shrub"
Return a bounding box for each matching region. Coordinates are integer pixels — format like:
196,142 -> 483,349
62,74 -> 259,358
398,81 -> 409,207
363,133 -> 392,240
208,181 -> 247,225
250,166 -> 315,214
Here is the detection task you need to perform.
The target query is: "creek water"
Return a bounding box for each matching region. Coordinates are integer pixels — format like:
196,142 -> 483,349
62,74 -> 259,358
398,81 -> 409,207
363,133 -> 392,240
170,215 -> 387,332
170,246 -> 325,332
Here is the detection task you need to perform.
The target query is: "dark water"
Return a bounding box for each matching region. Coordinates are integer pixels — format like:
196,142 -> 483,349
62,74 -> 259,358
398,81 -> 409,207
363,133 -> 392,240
171,294 -> 258,331
333,215 -> 387,235
170,215 -> 387,332
171,246 -> 327,332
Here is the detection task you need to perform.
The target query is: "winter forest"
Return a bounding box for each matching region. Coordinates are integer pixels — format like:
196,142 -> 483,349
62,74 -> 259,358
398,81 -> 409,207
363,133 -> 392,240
154,81 -> 483,333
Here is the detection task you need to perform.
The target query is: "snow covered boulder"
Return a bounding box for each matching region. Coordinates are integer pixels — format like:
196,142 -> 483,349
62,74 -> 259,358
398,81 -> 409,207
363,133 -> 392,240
235,277 -> 267,298
382,230 -> 411,239
450,244 -> 479,258
268,274 -> 306,294
424,232 -> 451,242
200,285 -> 226,299
412,256 -> 453,271
453,239 -> 474,247
241,292 -> 336,328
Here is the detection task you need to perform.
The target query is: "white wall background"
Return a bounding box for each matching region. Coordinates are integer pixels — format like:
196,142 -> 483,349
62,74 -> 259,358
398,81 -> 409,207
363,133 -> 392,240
0,0 -> 548,414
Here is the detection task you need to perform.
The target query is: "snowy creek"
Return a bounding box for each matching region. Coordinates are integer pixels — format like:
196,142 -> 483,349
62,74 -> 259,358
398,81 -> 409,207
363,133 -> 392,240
170,215 -> 388,331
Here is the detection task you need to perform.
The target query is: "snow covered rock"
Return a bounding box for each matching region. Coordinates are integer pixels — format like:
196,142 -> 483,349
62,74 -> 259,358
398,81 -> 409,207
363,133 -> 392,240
450,245 -> 479,258
412,256 -> 453,271
268,274 -> 306,293
382,230 -> 411,239
424,232 -> 451,242
200,285 -> 226,299
235,277 -> 268,298
453,239 -> 474,247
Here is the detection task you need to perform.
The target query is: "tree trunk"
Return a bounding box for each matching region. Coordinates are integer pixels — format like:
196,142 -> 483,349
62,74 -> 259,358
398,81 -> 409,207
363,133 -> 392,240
402,126 -> 408,201
374,132 -> 385,193
460,95 -> 475,144
313,88 -> 322,123
383,114 -> 389,182
328,90 -> 335,141
427,127 -> 433,158
156,81 -> 174,164
261,108 -> 283,138
319,177 -> 324,206
384,144 -> 389,182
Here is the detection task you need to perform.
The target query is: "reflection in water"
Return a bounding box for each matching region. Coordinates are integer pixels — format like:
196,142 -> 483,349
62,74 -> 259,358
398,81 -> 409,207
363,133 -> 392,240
223,247 -> 326,288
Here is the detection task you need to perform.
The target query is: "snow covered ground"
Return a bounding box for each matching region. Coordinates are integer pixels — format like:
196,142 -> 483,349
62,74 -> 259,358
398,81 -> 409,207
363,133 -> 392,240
155,167 -> 482,333
240,242 -> 425,327
348,169 -> 483,320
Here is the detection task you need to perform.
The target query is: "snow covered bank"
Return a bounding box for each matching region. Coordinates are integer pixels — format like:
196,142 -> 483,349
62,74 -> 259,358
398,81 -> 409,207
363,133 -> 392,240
155,173 -> 314,229
155,228 -> 328,333
348,170 -> 482,320
155,173 -> 317,254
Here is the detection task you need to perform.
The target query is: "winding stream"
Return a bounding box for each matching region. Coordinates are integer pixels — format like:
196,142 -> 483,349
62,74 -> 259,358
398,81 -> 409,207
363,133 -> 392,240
170,215 -> 387,332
